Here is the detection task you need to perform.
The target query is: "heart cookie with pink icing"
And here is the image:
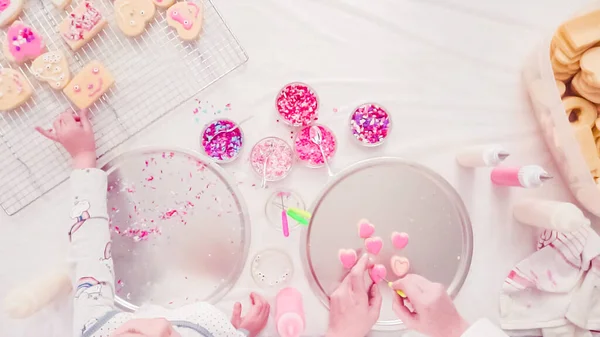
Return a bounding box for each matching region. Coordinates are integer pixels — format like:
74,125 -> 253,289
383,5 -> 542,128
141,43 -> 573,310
357,219 -> 375,238
364,236 -> 383,255
3,21 -> 46,64
166,1 -> 203,41
391,231 -> 409,249
369,264 -> 387,283
390,256 -> 410,277
338,249 -> 357,269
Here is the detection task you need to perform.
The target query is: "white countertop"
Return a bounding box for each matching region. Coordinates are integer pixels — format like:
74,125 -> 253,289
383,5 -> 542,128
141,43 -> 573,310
1,0 -> 598,336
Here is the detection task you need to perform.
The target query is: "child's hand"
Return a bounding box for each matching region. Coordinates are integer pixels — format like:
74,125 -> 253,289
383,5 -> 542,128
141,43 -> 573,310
230,292 -> 270,337
35,109 -> 97,169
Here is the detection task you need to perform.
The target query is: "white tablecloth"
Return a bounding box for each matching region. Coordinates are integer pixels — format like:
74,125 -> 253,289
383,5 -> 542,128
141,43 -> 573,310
1,0 -> 598,336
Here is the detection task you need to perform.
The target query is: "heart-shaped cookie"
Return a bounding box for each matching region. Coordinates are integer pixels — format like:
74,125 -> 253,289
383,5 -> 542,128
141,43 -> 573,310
369,264 -> 387,283
357,219 -> 375,238
391,231 -> 409,249
338,249 -> 357,269
390,256 -> 410,277
365,237 -> 383,255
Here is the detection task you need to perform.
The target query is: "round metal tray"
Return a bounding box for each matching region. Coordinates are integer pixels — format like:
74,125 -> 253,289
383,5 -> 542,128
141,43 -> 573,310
302,157 -> 472,331
102,147 -> 250,311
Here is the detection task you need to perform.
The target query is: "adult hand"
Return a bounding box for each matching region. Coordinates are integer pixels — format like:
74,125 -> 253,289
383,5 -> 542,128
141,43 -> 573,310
391,274 -> 469,337
325,254 -> 382,337
35,109 -> 97,169
111,318 -> 182,337
230,292 -> 270,337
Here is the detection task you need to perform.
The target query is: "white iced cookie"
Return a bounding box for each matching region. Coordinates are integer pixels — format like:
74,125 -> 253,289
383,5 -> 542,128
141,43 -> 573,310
30,51 -> 71,90
0,0 -> 23,27
0,68 -> 32,111
115,0 -> 156,37
63,61 -> 114,109
51,0 -> 72,10
152,0 -> 175,9
166,1 -> 203,41
58,1 -> 107,51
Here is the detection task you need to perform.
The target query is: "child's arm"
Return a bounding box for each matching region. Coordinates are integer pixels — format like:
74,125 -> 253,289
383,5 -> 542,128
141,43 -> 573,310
37,109 -> 117,336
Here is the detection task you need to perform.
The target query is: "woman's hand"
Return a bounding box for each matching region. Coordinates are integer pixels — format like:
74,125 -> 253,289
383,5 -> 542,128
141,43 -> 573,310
325,254 -> 382,337
35,108 -> 96,169
231,292 -> 270,337
391,274 -> 469,337
111,318 -> 182,337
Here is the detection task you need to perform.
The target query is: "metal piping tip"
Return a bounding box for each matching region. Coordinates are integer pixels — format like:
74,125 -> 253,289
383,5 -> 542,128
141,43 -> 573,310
497,152 -> 510,161
539,173 -> 554,181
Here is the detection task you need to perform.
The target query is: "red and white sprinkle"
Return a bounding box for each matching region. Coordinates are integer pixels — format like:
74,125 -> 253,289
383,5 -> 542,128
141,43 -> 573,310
275,82 -> 319,127
294,124 -> 337,167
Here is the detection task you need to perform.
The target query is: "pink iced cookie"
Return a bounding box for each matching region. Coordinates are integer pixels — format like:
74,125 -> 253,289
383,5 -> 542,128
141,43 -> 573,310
391,231 -> 409,249
3,21 -> 45,64
390,256 -> 410,277
364,236 -> 383,255
338,249 -> 357,269
369,264 -> 386,283
357,219 -> 375,238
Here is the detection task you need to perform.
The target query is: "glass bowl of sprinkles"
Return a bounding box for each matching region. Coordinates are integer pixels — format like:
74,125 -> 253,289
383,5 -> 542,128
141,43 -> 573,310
201,118 -> 244,163
294,124 -> 337,168
349,103 -> 392,147
250,137 -> 294,182
275,82 -> 319,127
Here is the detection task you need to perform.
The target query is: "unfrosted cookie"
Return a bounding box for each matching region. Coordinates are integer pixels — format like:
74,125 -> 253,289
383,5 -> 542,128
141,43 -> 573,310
0,68 -> 32,110
63,61 -> 114,109
166,1 -> 203,41
30,51 -> 71,90
52,0 -> 72,10
3,21 -> 46,64
114,0 -> 156,37
563,96 -> 597,128
59,1 -> 107,51
152,0 -> 175,9
0,0 -> 23,27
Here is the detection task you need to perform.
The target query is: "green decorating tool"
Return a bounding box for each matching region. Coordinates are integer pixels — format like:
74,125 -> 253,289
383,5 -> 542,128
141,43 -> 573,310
286,207 -> 311,226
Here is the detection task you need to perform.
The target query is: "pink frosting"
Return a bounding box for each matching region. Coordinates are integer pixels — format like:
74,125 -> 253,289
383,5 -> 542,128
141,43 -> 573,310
0,0 -> 11,11
6,23 -> 45,62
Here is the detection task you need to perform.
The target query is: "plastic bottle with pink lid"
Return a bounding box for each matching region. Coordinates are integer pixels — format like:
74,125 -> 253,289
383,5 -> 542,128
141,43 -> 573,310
275,287 -> 305,337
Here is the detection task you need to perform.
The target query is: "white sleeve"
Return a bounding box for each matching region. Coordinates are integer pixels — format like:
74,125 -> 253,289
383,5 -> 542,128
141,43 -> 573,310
461,319 -> 509,337
68,168 -> 118,336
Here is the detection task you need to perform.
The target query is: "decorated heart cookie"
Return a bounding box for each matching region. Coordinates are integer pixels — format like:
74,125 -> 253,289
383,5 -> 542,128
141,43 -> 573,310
166,1 -> 203,41
63,60 -> 114,109
59,1 -> 107,51
0,0 -> 23,27
390,256 -> 410,277
364,236 -> 383,255
3,21 -> 46,64
51,0 -> 72,10
338,249 -> 357,269
391,231 -> 409,250
152,0 -> 175,9
0,68 -> 32,110
368,264 -> 386,283
30,51 -> 71,90
357,219 -> 375,238
115,0 -> 156,37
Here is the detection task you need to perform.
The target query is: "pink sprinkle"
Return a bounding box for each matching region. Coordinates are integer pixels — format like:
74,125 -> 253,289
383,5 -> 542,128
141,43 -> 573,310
294,124 -> 337,167
250,137 -> 293,182
145,160 -> 149,167
111,207 -> 117,211
276,82 -> 319,126
146,176 -> 154,182
225,103 -> 231,108
333,108 -> 338,113
161,209 -> 178,219
126,187 -> 135,193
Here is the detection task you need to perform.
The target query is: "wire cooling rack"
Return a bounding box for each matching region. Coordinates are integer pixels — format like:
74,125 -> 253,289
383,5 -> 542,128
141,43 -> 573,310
0,0 -> 247,215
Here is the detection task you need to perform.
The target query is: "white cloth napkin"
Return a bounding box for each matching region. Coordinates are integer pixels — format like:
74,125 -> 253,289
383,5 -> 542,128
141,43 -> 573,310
499,224 -> 600,336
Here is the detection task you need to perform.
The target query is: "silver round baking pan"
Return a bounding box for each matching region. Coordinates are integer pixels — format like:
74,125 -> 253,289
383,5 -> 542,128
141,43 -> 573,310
301,157 -> 472,331
101,147 -> 250,311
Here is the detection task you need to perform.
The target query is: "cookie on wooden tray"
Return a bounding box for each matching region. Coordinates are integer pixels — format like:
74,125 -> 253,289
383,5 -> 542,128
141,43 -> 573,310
559,10 -> 600,52
0,68 -> 32,111
572,73 -> 600,104
59,1 -> 107,51
63,61 -> 114,109
30,51 -> 71,90
52,0 -> 72,10
0,0 -> 23,27
152,0 -> 175,9
3,21 -> 46,64
114,0 -> 156,37
166,1 -> 203,41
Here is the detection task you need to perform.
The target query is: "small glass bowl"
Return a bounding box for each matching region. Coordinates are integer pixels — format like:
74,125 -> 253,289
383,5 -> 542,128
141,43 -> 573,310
275,82 -> 320,127
200,118 -> 244,163
264,189 -> 306,233
348,103 -> 392,147
249,137 -> 294,183
293,124 -> 337,168
250,249 -> 293,289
